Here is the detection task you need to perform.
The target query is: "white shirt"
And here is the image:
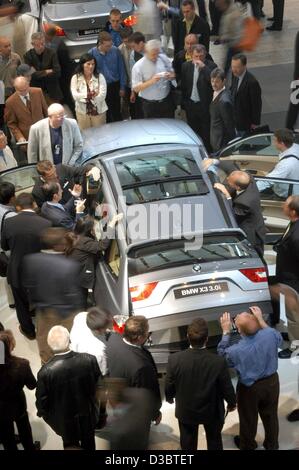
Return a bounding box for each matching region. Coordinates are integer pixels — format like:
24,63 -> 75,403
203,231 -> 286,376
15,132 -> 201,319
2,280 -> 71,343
19,94 -> 30,106
70,311 -> 107,375
0,146 -> 18,172
132,53 -> 173,100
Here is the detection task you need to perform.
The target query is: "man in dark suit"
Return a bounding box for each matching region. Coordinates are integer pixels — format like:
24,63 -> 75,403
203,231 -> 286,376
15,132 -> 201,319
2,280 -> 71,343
172,0 -> 210,55
36,325 -> 101,449
230,53 -> 262,136
273,195 -> 299,293
40,181 -> 85,230
214,170 -> 267,256
165,318 -> 236,450
1,193 -> 51,339
210,67 -> 235,153
32,160 -> 94,209
106,316 -> 162,425
24,32 -> 63,104
181,44 -> 216,151
23,228 -> 85,363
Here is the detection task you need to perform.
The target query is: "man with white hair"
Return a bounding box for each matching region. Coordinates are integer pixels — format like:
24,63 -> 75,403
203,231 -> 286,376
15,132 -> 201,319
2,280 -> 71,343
27,103 -> 83,165
36,325 -> 101,450
131,39 -> 176,118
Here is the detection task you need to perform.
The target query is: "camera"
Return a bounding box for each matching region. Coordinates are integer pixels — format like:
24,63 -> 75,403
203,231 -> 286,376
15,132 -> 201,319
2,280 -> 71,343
87,174 -> 101,194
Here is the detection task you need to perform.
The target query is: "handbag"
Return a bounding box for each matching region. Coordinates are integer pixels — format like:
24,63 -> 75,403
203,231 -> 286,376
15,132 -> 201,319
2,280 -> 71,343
0,209 -> 13,278
237,17 -> 263,52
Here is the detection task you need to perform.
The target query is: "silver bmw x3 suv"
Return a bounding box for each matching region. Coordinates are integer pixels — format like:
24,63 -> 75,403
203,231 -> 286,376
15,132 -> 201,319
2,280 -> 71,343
79,119 -> 272,368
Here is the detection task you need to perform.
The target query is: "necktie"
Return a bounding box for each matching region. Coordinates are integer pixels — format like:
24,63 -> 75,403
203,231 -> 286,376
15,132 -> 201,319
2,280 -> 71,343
190,65 -> 200,103
0,149 -> 6,165
25,95 -> 31,112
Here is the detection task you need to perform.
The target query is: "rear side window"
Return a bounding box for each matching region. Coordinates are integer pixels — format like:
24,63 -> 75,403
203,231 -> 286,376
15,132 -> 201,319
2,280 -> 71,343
114,150 -> 209,204
128,235 -> 254,276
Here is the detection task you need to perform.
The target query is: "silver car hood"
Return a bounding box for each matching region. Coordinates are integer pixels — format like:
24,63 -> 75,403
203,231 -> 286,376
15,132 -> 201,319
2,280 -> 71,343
43,0 -> 133,21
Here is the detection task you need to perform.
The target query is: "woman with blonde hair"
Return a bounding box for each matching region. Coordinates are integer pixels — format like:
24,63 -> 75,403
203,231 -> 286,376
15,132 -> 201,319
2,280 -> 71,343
71,53 -> 108,130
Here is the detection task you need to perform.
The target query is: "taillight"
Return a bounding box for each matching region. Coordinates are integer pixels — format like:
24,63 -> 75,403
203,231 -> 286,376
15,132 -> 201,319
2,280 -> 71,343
239,267 -> 267,283
129,282 -> 158,302
123,15 -> 138,27
43,23 -> 66,37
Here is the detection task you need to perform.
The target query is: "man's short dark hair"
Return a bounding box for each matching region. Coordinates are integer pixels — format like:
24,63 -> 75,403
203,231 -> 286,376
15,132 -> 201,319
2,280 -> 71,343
182,0 -> 195,8
110,8 -> 121,16
187,318 -> 208,348
97,31 -> 112,45
129,32 -> 145,44
86,307 -> 112,332
36,160 -> 54,176
211,67 -> 225,81
42,182 -> 60,202
124,316 -> 148,344
120,27 -> 133,39
232,53 -> 247,66
274,128 -> 294,148
288,195 -> 299,216
41,227 -> 67,249
0,182 -> 15,205
15,193 -> 35,209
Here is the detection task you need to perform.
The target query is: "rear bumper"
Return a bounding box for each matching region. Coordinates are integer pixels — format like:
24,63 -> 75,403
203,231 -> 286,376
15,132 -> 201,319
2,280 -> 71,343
147,300 -> 272,332
147,300 -> 272,371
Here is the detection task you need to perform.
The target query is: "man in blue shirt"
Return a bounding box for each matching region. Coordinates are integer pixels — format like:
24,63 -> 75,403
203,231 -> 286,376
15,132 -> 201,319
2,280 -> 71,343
89,31 -> 126,122
105,8 -> 124,47
218,306 -> 282,450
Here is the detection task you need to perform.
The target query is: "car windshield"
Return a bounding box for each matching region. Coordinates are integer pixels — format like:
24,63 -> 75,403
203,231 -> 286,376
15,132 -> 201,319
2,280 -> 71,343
128,235 -> 254,275
115,150 -> 209,204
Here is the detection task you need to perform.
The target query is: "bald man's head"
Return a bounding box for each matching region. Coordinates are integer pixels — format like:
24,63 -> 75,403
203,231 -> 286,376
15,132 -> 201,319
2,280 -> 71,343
235,312 -> 260,336
14,76 -> 30,96
0,36 -> 11,58
227,171 -> 251,191
48,103 -> 65,129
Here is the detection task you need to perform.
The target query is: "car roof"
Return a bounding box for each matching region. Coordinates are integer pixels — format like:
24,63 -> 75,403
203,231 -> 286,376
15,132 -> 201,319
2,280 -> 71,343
81,119 -> 201,162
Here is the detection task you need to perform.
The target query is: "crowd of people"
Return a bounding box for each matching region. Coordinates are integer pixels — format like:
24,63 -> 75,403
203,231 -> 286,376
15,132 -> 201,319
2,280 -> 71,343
0,0 -> 298,452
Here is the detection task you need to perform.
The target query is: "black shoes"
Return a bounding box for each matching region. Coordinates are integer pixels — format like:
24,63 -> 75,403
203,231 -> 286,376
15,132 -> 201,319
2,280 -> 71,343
281,332 -> 289,341
234,435 -> 258,450
278,348 -> 292,359
9,304 -> 15,309
266,25 -> 282,31
287,409 -> 299,422
18,325 -> 36,340
267,17 -> 274,21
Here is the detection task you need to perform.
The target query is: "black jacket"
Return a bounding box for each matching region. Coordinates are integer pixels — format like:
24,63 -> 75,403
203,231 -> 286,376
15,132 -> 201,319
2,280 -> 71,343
230,70 -> 262,132
210,89 -> 235,152
173,52 -> 215,86
67,235 -> 110,289
165,348 -> 236,425
231,178 -> 267,249
181,60 -> 216,111
0,356 -> 36,422
32,164 -> 88,209
36,351 -> 100,440
172,14 -> 210,55
106,333 -> 161,420
275,219 -> 299,293
40,197 -> 78,230
24,47 -> 63,101
23,251 -> 84,314
1,211 -> 51,288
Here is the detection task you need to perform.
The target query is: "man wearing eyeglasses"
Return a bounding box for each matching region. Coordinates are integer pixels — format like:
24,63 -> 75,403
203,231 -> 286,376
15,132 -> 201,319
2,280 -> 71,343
27,103 -> 83,166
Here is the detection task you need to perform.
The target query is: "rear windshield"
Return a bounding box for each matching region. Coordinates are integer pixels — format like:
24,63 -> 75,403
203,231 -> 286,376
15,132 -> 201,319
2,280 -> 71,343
48,1 -> 94,3
128,235 -> 254,276
115,150 -> 209,204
